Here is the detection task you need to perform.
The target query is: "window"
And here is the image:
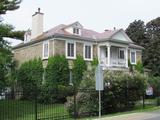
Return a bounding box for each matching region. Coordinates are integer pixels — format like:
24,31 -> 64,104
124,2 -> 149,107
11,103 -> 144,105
66,41 -> 76,59
84,44 -> 93,60
73,28 -> 79,34
43,41 -> 49,59
130,51 -> 136,64
119,49 -> 125,59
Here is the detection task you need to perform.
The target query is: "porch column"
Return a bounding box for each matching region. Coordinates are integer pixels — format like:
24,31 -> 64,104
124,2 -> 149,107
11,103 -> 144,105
107,45 -> 111,67
125,47 -> 128,68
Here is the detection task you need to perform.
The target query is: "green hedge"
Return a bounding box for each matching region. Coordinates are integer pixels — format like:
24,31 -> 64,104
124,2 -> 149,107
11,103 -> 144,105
72,55 -> 87,86
40,55 -> 72,103
46,55 -> 69,86
66,70 -> 148,115
17,58 -> 43,99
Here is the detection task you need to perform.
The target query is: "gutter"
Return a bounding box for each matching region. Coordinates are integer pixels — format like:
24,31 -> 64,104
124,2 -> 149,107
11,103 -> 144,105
12,33 -> 144,50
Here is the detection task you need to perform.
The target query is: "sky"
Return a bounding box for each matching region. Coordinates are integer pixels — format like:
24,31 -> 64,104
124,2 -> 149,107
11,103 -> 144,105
2,0 -> 160,33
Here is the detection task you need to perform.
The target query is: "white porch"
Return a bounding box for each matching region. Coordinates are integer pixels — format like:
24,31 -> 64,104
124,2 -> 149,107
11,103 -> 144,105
98,44 -> 128,69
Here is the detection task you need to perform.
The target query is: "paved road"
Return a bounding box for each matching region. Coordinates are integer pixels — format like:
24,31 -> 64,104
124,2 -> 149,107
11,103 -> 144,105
95,110 -> 160,120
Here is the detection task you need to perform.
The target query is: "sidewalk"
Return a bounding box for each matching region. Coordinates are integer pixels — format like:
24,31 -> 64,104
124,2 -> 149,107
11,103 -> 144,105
94,111 -> 160,120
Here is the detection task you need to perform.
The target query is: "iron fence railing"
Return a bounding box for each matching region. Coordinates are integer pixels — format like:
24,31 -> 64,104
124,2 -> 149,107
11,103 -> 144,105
0,88 -> 159,120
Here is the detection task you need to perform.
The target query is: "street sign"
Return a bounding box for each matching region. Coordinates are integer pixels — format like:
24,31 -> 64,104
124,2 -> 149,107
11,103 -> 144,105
95,65 -> 104,91
146,86 -> 153,96
95,64 -> 104,118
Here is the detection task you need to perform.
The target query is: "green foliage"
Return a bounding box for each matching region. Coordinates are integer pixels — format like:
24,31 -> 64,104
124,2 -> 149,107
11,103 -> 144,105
66,69 -> 98,115
0,24 -> 13,91
38,84 -> 74,104
0,64 -> 5,91
0,23 -> 24,91
143,17 -> 160,76
157,97 -> 160,106
103,71 -> 147,113
0,0 -> 22,15
135,61 -> 144,73
72,55 -> 87,86
66,70 -> 148,115
46,55 -> 69,86
17,58 -> 43,99
126,20 -> 146,46
9,30 -> 25,40
91,57 -> 99,67
40,55 -> 71,103
0,0 -> 23,91
128,59 -> 133,73
126,18 -> 160,76
148,76 -> 160,97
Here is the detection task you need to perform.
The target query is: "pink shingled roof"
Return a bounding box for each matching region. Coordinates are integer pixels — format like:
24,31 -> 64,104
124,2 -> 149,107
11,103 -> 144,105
33,22 -> 119,41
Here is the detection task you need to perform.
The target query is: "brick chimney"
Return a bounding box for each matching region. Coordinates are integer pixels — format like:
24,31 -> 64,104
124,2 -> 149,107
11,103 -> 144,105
31,8 -> 44,39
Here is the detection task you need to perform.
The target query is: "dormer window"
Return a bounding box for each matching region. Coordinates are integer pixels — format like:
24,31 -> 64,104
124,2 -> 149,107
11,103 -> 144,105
64,22 -> 82,35
73,28 -> 79,34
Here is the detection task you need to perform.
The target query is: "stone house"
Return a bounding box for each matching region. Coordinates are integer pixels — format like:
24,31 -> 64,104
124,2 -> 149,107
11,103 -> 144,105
13,9 -> 143,71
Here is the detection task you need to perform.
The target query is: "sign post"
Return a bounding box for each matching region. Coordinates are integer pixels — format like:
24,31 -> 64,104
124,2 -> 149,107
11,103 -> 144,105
95,65 -> 104,118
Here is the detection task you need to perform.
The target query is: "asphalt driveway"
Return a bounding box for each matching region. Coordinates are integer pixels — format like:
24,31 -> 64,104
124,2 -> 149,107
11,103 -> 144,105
95,110 -> 160,120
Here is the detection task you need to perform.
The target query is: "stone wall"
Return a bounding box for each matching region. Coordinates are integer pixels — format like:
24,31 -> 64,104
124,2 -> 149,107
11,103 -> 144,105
13,40 -> 54,67
14,42 -> 43,66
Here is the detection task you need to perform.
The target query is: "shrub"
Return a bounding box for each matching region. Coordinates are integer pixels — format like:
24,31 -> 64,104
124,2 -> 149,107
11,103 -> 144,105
46,55 -> 69,86
72,55 -> 87,86
148,76 -> 160,97
17,58 -> 43,100
135,61 -> 144,73
66,69 -> 98,116
103,71 -> 147,113
0,64 -> 5,92
91,57 -> 99,67
38,84 -> 74,104
39,55 -> 72,103
66,70 -> 148,116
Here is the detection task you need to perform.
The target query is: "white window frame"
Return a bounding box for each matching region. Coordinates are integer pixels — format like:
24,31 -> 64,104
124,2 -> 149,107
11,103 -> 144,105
73,27 -> 79,35
130,50 -> 137,65
42,41 -> 49,59
65,41 -> 76,59
83,43 -> 93,61
118,48 -> 125,59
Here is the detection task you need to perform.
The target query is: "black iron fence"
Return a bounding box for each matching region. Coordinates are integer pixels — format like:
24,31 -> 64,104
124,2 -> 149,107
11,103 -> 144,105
0,88 -> 159,120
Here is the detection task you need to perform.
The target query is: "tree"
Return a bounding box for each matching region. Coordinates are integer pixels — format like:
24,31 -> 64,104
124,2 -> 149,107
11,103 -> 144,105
0,24 -> 13,91
126,20 -> 147,46
17,59 -> 43,99
0,0 -> 22,91
143,17 -> 160,76
46,55 -> 70,86
72,55 -> 87,86
42,55 -> 71,103
0,0 -> 22,15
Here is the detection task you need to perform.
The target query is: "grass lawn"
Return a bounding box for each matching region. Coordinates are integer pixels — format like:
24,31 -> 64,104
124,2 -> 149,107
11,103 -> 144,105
134,98 -> 157,109
0,100 -> 70,120
0,99 -> 158,120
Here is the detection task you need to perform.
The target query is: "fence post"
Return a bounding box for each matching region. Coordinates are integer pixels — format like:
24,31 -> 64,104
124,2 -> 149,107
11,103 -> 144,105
35,87 -> 38,120
73,86 -> 77,120
142,91 -> 145,108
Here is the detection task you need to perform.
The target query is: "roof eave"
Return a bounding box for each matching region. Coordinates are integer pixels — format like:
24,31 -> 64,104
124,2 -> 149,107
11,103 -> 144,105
54,33 -> 96,42
12,35 -> 54,49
